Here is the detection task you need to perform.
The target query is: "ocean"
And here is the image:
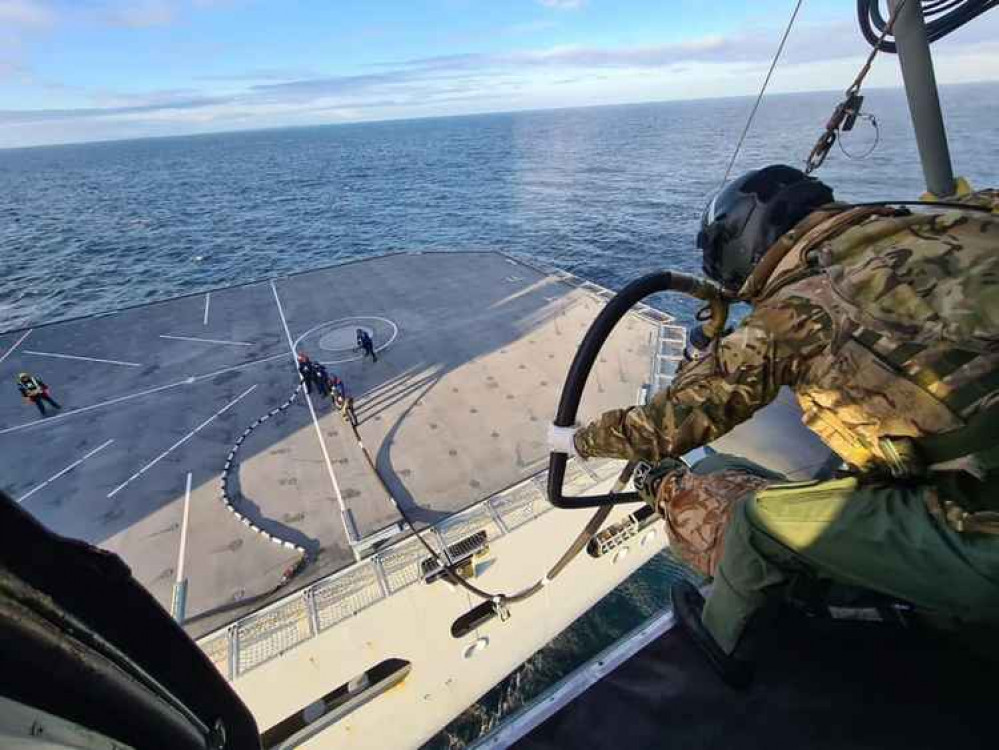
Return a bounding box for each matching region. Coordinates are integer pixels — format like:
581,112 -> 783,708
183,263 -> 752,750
2,83 -> 996,747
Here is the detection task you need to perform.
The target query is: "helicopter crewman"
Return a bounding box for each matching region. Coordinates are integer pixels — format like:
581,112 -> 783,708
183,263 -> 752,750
550,165 -> 999,680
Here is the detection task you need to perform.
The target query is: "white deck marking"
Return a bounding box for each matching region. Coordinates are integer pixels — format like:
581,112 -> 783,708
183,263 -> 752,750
0,329 -> 33,366
292,316 -> 399,365
17,438 -> 114,504
160,334 -> 252,347
107,384 -> 257,498
203,293 -> 211,326
0,353 -> 284,436
270,280 -> 355,553
23,350 -> 141,368
176,472 -> 193,582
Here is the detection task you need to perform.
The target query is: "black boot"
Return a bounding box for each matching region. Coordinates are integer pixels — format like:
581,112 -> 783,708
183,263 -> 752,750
670,579 -> 754,690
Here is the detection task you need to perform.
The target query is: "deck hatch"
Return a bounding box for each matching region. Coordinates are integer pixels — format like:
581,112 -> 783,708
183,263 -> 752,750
420,529 -> 489,583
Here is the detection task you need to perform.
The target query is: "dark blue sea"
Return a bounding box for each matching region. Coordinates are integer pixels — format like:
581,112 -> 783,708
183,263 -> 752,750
2,83 -> 996,746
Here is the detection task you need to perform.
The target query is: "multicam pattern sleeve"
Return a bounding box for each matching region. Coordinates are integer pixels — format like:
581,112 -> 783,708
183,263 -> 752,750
574,296 -> 834,462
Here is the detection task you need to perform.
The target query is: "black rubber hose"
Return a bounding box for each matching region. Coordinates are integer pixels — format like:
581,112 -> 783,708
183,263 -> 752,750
347,403 -> 629,607
857,0 -> 998,53
549,270 -> 711,509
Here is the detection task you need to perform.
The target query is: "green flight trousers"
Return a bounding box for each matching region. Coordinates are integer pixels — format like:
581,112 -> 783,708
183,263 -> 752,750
697,456 -> 999,655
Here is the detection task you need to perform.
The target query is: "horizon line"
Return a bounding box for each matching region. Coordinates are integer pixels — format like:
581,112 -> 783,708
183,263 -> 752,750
2,78 -> 996,153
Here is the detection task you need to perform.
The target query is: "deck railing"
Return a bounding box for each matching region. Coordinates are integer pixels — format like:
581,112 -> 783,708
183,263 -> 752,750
199,457 -> 626,681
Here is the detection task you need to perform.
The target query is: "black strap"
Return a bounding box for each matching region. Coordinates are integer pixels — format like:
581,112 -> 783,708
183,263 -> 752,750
853,328 -> 995,417
915,401 -> 999,466
946,368 -> 999,415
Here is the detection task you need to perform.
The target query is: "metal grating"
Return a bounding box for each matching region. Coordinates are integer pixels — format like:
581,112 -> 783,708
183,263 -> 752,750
591,515 -> 641,556
379,535 -> 442,593
437,504 -> 502,547
635,304 -> 676,324
200,630 -> 231,680
421,530 -> 489,579
312,561 -> 385,631
661,324 -> 686,344
236,595 -> 312,674
652,322 -> 687,393
490,480 -> 548,531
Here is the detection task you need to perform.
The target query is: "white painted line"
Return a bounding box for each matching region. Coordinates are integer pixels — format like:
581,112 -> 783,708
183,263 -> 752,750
0,353 -> 285,436
176,472 -> 193,583
203,293 -> 211,326
0,329 -> 32,366
292,315 -> 399,366
270,281 -> 355,553
107,384 -> 257,498
160,334 -> 252,347
17,438 -> 114,504
23,350 -> 141,368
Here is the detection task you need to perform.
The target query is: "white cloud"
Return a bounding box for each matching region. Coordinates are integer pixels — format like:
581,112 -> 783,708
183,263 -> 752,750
104,0 -> 175,29
3,12 -> 999,147
538,0 -> 585,9
0,0 -> 55,29
0,59 -> 26,78
504,19 -> 559,36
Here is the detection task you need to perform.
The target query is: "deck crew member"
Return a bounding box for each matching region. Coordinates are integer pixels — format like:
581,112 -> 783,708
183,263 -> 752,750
330,375 -> 356,426
297,353 -> 319,395
314,362 -> 330,398
550,165 -> 999,678
330,374 -> 346,403
356,329 -> 377,363
17,372 -> 62,417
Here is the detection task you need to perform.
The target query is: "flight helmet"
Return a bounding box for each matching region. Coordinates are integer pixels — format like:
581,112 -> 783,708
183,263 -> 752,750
698,165 -> 834,292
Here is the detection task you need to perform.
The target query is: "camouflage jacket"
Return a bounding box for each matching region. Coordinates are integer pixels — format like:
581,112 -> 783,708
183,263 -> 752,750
575,190 -> 999,485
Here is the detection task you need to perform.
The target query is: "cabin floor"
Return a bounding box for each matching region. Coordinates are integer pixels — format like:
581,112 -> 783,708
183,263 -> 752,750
514,609 -> 992,750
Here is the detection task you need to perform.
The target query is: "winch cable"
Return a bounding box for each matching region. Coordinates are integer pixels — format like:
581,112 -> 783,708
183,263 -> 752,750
720,0 -> 805,187
858,0 -> 998,53
826,0 -> 998,166
340,397 -> 632,606
805,0 -> 910,173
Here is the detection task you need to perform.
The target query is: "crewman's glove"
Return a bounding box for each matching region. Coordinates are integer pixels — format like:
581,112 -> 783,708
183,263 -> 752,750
641,460 -> 777,578
547,424 -> 579,457
635,458 -> 688,511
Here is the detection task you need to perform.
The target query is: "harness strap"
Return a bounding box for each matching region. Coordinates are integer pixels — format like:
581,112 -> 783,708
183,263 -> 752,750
915,401 -> 999,470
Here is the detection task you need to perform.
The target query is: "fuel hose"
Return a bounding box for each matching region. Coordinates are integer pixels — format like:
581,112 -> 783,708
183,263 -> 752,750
548,270 -> 727,509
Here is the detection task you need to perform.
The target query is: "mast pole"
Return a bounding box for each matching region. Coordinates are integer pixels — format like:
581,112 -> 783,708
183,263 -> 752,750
889,0 -> 956,197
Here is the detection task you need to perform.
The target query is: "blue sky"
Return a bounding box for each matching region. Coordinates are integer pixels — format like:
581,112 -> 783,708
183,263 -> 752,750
1,0 -> 997,147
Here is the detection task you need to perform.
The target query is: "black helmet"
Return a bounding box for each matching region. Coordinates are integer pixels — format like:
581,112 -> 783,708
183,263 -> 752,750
698,165 -> 834,292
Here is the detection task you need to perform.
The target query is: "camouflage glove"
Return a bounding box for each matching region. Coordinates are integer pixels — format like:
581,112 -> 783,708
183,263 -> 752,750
634,457 -> 688,512
651,465 -> 777,578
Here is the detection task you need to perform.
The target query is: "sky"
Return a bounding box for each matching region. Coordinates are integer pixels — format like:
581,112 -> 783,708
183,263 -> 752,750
1,0 -> 998,148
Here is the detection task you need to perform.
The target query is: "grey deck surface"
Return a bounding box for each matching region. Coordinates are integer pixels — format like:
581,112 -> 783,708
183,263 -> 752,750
0,252 -> 655,635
